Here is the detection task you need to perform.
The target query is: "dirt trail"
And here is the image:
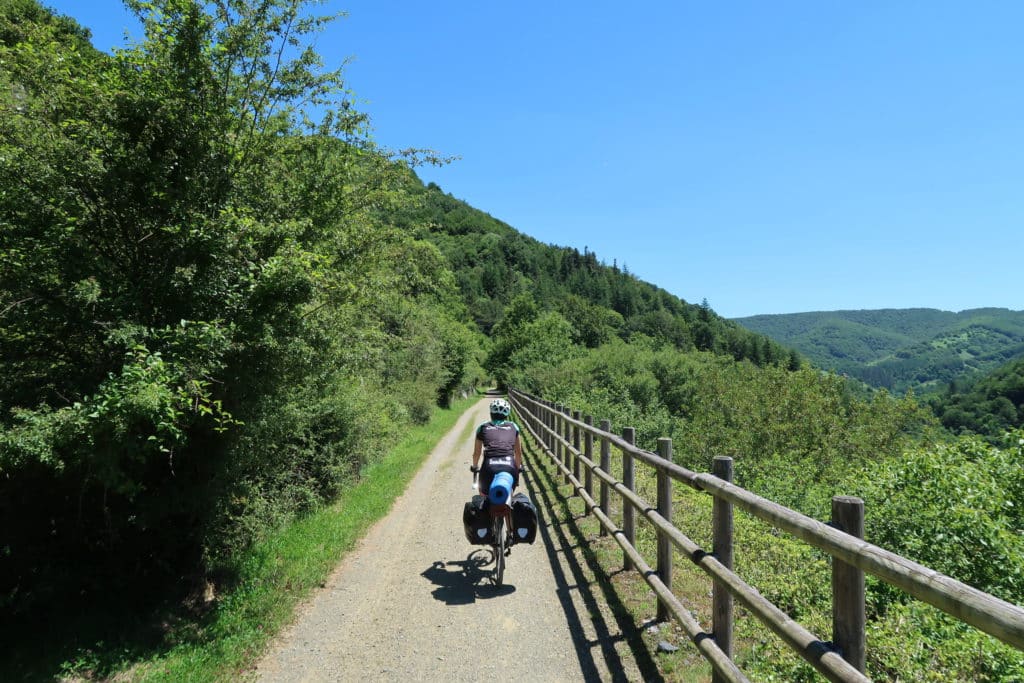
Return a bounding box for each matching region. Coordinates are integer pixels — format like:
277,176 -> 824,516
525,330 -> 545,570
255,398 -> 650,682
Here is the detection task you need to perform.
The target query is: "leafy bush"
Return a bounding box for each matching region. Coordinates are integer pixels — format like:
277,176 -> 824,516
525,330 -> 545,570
710,432 -> 1024,682
867,601 -> 1024,681
850,432 -> 1024,607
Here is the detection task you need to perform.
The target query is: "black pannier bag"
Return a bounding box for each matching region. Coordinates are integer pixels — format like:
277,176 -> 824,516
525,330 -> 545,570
463,494 -> 493,545
510,492 -> 538,544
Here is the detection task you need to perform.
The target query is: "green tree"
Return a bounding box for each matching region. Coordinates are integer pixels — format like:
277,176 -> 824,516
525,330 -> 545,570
0,0 -> 475,612
485,292 -> 540,384
559,294 -> 623,348
504,311 -> 579,391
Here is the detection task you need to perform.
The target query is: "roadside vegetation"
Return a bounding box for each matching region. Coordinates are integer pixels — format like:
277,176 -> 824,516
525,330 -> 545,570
1,394 -> 476,681
1,1 -> 485,678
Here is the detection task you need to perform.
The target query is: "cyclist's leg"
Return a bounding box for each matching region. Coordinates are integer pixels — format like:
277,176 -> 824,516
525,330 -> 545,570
478,462 -> 495,497
480,457 -> 515,497
505,464 -> 520,491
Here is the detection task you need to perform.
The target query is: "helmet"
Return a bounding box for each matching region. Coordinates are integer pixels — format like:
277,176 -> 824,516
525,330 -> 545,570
489,398 -> 511,419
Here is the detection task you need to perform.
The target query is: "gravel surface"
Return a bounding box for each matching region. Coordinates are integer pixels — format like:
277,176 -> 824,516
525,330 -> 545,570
255,398 -> 649,682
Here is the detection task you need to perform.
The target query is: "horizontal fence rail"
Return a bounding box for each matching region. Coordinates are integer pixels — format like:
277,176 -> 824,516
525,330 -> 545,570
508,388 -> 1024,682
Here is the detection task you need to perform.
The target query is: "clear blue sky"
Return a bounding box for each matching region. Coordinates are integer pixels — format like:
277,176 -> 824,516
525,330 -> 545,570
42,1 -> 1024,318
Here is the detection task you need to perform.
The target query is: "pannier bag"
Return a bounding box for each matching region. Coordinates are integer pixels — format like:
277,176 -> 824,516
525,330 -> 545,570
463,494 -> 494,545
510,492 -> 538,544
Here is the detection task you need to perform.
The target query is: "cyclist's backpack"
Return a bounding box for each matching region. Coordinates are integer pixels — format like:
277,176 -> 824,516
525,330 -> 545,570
463,494 -> 493,545
510,492 -> 538,544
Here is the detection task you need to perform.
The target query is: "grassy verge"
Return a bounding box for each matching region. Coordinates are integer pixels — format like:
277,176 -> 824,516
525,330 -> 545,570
4,395 -> 478,683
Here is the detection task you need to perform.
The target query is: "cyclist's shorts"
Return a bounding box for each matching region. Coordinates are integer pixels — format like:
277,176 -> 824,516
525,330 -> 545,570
479,457 -> 518,496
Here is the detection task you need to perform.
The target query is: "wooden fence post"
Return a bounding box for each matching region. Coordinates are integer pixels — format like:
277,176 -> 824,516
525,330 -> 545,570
554,404 -> 563,470
832,496 -> 866,673
540,403 -> 548,450
599,420 -> 611,536
562,405 -> 572,486
572,410 -> 581,485
600,421 -> 611,517
622,427 -> 636,571
529,396 -> 538,436
584,415 -> 594,502
657,437 -> 673,622
544,401 -> 552,454
712,456 -> 734,681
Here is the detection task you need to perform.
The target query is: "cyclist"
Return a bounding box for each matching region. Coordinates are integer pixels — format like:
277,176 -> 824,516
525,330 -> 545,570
471,398 -> 523,497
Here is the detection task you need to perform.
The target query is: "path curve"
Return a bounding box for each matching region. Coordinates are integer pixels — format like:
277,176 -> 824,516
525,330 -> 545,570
256,398 -> 646,682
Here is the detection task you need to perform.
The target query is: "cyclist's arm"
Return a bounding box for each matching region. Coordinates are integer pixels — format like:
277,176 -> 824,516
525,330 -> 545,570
472,436 -> 483,470
513,434 -> 523,471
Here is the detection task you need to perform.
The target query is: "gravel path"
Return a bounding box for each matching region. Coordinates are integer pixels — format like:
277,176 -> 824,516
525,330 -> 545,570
255,398 -> 649,682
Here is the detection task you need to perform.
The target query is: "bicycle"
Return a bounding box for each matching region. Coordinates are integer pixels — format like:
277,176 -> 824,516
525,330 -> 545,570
471,466 -> 523,586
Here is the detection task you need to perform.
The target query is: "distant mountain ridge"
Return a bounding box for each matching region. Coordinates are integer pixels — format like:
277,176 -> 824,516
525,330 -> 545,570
734,308 -> 1024,394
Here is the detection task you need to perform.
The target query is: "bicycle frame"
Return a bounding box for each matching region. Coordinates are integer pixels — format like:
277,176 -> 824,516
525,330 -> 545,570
489,502 -> 512,585
472,469 -> 517,586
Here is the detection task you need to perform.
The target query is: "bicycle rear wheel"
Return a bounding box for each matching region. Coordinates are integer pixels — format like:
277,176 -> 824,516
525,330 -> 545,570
493,516 -> 505,586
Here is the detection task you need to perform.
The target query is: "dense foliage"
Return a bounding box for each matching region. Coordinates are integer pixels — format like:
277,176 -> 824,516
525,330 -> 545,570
0,0 -> 483,615
733,433 -> 1024,681
931,356 -> 1024,438
513,340 -> 937,511
737,308 -> 1024,395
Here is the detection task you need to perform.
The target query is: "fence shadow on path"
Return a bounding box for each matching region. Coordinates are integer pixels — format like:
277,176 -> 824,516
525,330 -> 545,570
421,552 -> 516,605
526,439 -> 665,683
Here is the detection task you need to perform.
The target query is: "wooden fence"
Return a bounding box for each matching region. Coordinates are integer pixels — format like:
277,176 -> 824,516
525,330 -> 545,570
508,388 -> 1024,683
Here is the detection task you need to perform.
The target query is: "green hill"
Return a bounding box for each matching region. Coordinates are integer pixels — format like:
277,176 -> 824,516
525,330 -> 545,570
735,308 -> 1024,394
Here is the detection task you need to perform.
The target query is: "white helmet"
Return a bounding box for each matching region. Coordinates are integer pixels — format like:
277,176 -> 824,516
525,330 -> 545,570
489,398 -> 511,419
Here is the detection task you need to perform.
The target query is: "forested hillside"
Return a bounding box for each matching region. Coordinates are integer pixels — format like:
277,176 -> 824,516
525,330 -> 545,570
736,308 -> 1024,394
931,355 -> 1024,437
404,181 -> 801,378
